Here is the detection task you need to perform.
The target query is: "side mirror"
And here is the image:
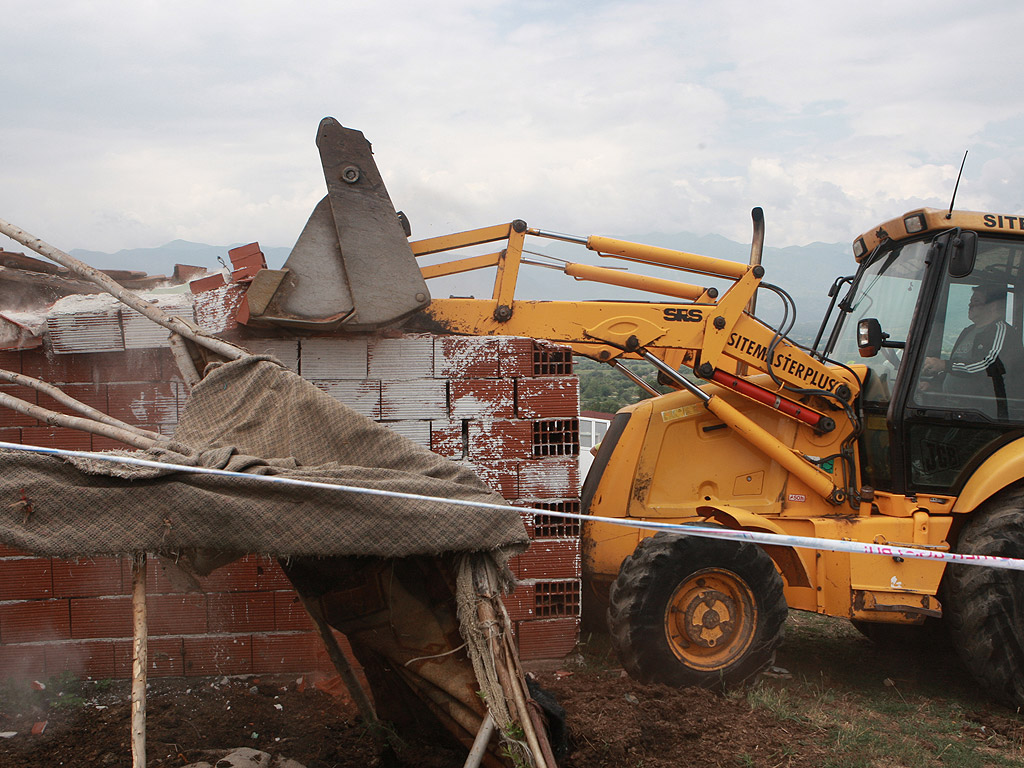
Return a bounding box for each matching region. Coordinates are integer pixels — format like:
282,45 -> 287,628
948,230 -> 978,278
857,318 -> 885,357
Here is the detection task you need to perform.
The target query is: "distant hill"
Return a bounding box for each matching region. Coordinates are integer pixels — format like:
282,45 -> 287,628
69,240 -> 292,275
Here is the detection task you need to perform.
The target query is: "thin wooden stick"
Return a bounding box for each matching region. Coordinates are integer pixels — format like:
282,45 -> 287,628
0,217 -> 248,362
0,390 -> 159,451
167,334 -> 202,390
293,591 -> 386,734
131,552 -> 148,768
0,368 -> 167,444
463,713 -> 495,768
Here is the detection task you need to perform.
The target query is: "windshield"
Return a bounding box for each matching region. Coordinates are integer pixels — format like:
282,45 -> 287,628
828,240 -> 930,403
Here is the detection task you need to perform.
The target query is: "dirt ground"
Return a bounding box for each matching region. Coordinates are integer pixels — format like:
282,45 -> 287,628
2,617 -> 1023,768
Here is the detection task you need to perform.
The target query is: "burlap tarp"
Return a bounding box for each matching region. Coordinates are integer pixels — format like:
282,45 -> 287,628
0,355 -> 530,566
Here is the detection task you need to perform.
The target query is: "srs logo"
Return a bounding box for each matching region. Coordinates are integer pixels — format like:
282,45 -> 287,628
663,308 -> 703,322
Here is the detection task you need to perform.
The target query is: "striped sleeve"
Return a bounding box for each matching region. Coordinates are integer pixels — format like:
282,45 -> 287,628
952,321 -> 1006,375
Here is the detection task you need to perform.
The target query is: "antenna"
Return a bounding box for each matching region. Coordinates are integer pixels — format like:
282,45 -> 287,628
946,150 -> 968,219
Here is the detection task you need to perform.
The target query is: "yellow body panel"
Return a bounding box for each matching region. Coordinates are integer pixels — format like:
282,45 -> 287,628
953,436 -> 1024,513
581,383 -> 955,622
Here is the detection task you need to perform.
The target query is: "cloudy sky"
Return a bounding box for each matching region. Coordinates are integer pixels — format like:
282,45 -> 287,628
3,0 -> 1024,259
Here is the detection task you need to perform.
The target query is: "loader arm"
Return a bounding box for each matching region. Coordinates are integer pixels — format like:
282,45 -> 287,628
410,218 -> 861,506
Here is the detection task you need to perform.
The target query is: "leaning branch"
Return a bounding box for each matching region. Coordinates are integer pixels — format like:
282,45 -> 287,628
0,391 -> 159,451
0,368 -> 168,445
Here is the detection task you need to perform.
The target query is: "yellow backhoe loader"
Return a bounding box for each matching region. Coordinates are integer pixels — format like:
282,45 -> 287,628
247,119 -> 1024,708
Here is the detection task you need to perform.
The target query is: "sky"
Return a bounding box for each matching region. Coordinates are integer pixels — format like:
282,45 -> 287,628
3,0 -> 1024,259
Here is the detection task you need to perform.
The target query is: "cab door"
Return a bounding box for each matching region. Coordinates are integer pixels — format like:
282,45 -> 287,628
899,237 -> 1024,495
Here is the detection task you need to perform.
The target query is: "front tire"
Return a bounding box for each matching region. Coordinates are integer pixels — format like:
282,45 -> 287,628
944,491 -> 1024,708
607,531 -> 787,689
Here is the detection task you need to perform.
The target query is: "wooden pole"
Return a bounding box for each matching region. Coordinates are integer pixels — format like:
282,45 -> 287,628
167,334 -> 202,390
131,552 -> 148,768
293,591 -> 384,731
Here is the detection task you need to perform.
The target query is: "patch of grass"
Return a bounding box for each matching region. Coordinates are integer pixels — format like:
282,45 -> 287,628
0,671 -> 114,714
742,613 -> 1024,768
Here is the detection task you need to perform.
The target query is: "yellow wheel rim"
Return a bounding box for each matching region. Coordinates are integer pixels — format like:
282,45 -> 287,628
664,567 -> 758,671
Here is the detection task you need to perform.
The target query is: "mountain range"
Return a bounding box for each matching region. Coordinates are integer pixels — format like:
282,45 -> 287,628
67,230 -> 857,343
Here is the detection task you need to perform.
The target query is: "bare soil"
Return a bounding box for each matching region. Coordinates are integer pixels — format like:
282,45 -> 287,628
2,615 -> 1023,768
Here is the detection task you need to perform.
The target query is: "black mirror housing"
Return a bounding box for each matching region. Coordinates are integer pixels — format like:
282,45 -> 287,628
948,230 -> 978,278
857,318 -> 884,358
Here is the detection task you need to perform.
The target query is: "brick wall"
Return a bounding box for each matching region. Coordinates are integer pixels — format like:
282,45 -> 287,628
0,311 -> 581,679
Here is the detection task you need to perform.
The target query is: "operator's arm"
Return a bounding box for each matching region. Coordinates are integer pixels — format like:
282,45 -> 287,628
948,322 -> 1007,377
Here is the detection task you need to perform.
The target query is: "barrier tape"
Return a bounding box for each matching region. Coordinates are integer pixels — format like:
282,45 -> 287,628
3,441 -> 1024,573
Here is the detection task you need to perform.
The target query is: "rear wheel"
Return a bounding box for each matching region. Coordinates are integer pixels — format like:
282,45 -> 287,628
607,531 -> 787,689
944,491 -> 1024,708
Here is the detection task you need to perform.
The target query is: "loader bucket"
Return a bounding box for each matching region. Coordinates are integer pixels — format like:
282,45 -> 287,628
246,117 -> 431,330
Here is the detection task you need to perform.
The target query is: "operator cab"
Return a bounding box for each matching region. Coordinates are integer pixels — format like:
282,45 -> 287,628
825,209 -> 1024,496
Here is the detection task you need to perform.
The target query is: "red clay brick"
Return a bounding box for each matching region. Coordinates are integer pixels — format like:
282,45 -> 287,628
369,336 -> 434,380
0,557 -> 53,600
502,583 -> 536,623
44,640 -> 116,679
26,347 -> 148,383
450,380 -> 514,419
193,283 -> 246,333
516,377 -> 580,419
207,592 -> 275,633
145,556 -> 204,594
532,580 -> 581,619
0,542 -> 30,557
147,594 -> 208,636
252,632 -> 322,674
380,379 -> 446,419
52,557 -> 122,598
0,426 -> 22,446
183,634 -> 253,676
518,457 -> 580,498
0,643 -> 46,680
516,617 -> 579,660
516,539 -> 581,580
0,350 -> 22,374
1,599 -> 71,643
228,242 -> 263,264
514,499 -> 582,539
434,336 -> 502,379
468,420 -> 532,460
114,636 -> 184,677
430,421 -> 464,459
69,596 -> 131,639
498,338 -> 539,378
189,273 -> 226,293
462,459 -> 519,500
21,426 -> 92,450
196,555 -> 290,593
273,591 -> 314,632
314,380 -> 381,419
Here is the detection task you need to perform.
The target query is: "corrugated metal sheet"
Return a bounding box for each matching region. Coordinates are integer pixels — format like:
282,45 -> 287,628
46,310 -> 124,354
